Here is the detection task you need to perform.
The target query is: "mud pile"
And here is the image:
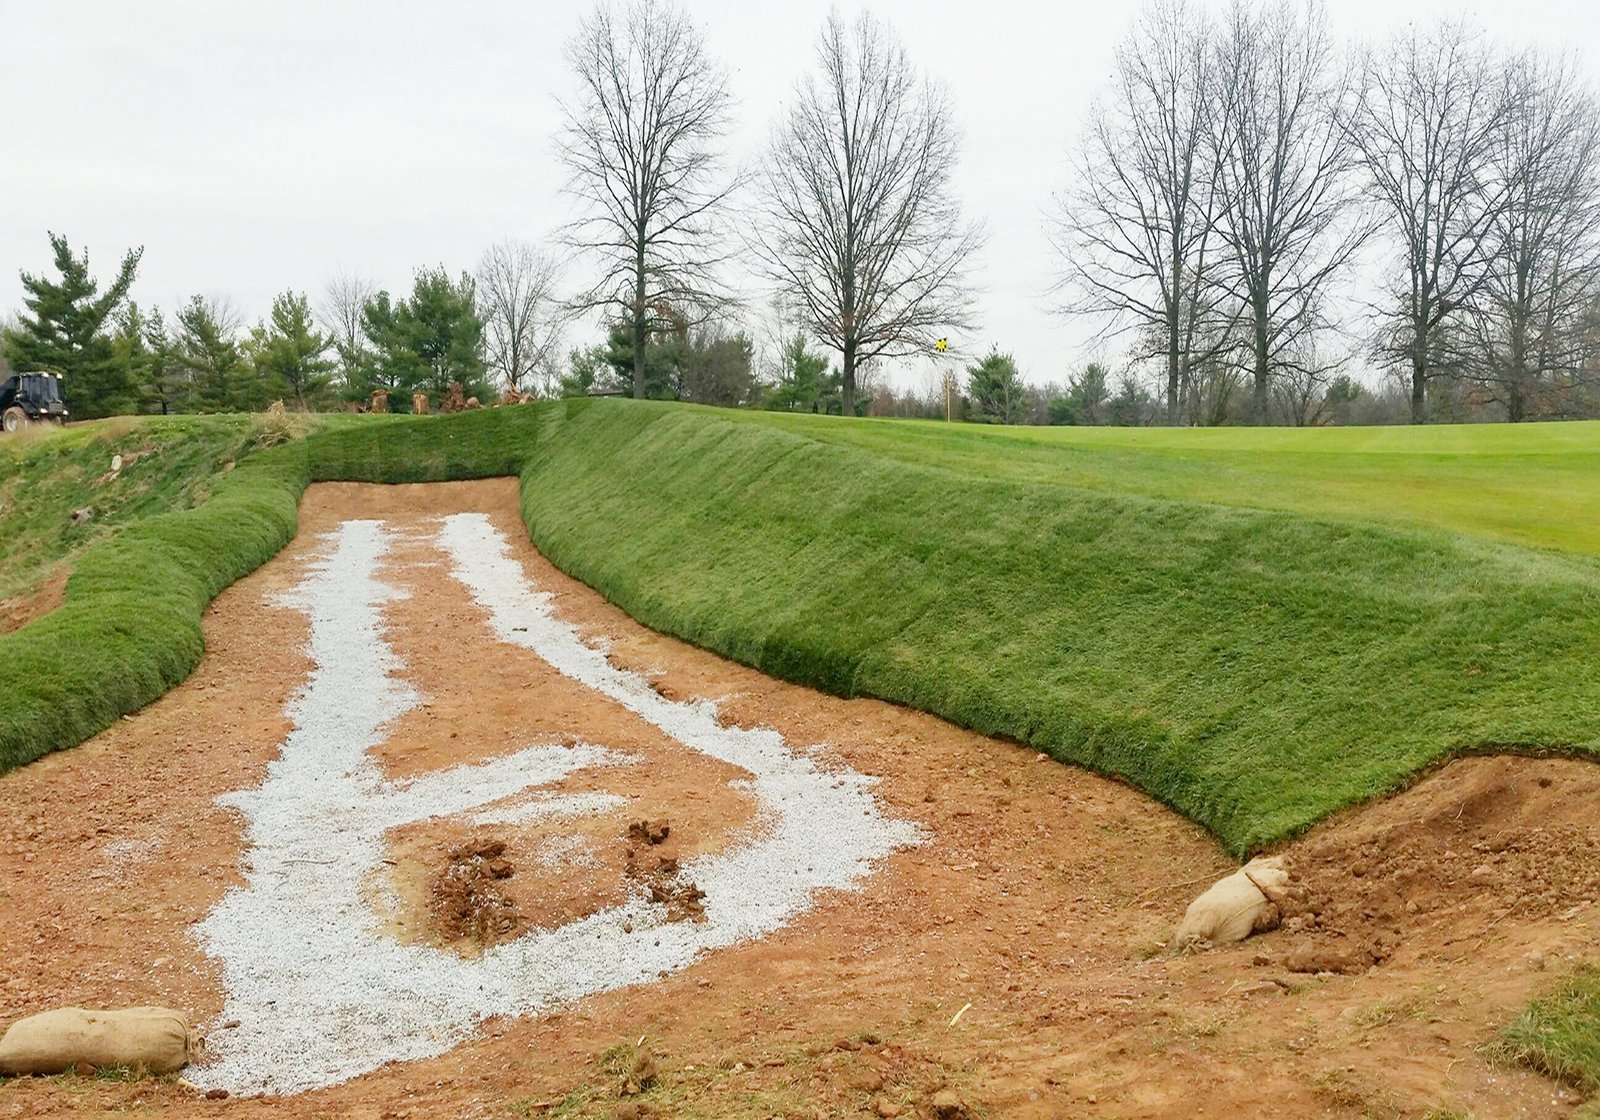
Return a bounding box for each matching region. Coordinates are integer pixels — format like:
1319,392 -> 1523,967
1273,756 -> 1600,972
429,837 -> 522,946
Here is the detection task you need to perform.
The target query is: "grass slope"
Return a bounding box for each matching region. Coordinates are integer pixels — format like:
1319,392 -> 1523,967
3,400 -> 1598,857
519,402 -> 1600,853
0,409 -> 524,774
0,417 -> 259,602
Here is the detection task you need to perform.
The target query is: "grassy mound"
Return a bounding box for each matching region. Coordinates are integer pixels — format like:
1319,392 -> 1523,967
0,416 -> 260,602
3,399 -> 1598,856
520,403 -> 1600,853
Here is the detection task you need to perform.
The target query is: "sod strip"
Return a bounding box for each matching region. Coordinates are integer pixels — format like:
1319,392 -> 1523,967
193,514 -> 917,1095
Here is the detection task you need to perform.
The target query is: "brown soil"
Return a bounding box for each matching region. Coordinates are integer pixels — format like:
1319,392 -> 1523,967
0,478 -> 1595,1120
0,568 -> 68,634
429,837 -> 522,948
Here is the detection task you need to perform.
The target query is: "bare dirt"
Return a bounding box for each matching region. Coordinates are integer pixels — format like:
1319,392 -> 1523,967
0,478 -> 1596,1120
0,568 -> 68,634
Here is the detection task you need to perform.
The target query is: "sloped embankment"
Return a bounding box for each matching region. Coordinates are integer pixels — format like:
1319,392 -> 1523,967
516,402 -> 1600,854
2,399 -> 1597,856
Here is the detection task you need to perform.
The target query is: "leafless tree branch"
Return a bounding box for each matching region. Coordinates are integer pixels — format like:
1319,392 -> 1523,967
750,9 -> 984,414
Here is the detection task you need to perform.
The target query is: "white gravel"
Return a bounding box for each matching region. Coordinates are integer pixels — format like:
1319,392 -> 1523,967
191,514 -> 919,1096
471,790 -> 628,827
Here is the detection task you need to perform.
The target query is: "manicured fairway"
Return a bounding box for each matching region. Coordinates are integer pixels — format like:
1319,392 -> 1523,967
738,411 -> 1600,557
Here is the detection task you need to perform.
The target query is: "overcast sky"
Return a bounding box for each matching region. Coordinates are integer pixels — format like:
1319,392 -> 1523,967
2,0 -> 1596,390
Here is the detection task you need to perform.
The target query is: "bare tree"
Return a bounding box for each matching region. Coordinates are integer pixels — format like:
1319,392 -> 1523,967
476,240 -> 565,396
319,271 -> 376,393
1050,0 -> 1229,424
752,10 -> 983,415
557,0 -> 737,400
1469,52 -> 1600,420
1209,0 -> 1366,423
1345,20 -> 1518,423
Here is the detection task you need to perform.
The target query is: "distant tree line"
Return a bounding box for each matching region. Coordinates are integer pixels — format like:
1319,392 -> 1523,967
1052,0 -> 1600,424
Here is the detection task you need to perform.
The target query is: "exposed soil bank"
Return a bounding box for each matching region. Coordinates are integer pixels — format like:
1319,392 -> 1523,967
0,479 -> 1595,1118
0,569 -> 67,635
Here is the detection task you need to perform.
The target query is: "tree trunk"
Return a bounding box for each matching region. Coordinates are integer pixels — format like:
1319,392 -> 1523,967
1165,314 -> 1181,425
1507,323 -> 1528,422
842,338 -> 857,415
1410,351 -> 1427,424
633,249 -> 647,400
1504,379 -> 1529,425
1251,296 -> 1270,425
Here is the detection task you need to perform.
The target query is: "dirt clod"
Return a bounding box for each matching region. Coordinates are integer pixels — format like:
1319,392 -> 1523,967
428,836 -> 522,947
627,819 -> 670,846
929,1088 -> 971,1119
1283,943 -> 1371,975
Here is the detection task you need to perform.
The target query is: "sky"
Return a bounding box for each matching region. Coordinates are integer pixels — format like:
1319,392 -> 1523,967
2,0 -> 1597,391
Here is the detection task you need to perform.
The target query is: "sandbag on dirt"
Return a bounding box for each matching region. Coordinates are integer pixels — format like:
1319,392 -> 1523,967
0,1007 -> 199,1075
1173,856 -> 1290,947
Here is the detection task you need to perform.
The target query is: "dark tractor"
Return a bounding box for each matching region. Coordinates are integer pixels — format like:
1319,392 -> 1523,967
0,372 -> 69,432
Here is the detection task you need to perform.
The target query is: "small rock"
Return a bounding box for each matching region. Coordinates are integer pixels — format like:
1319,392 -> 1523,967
70,508 -> 94,526
876,1097 -> 903,1117
1232,979 -> 1282,998
1285,944 -> 1369,975
205,1088 -> 229,1100
627,820 -> 671,846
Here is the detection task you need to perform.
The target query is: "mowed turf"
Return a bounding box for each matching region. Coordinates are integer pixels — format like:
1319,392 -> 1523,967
736,411 -> 1600,557
2,400 -> 1597,857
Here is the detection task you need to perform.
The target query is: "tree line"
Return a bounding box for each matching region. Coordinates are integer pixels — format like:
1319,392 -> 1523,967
5,0 -> 1598,425
1053,0 -> 1600,424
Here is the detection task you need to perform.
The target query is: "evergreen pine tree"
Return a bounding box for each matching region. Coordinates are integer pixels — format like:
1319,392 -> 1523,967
2,233 -> 143,418
251,292 -> 335,409
173,295 -> 248,412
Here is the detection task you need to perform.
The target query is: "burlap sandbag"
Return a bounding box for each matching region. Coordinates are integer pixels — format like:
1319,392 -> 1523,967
1173,856 -> 1290,946
0,1007 -> 198,1075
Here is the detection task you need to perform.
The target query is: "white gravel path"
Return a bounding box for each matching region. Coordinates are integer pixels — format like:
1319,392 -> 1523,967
191,514 -> 919,1095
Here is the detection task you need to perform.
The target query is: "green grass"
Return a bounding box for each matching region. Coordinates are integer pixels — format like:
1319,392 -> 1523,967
1492,965 -> 1600,1093
0,416 -> 258,602
520,402 -> 1600,853
0,407 -> 531,774
2,400 -> 1599,858
736,412 -> 1600,557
